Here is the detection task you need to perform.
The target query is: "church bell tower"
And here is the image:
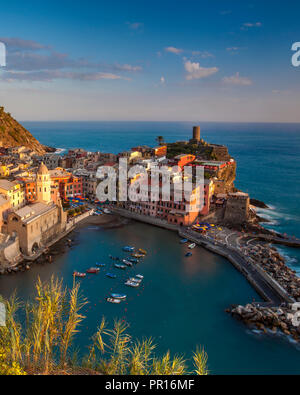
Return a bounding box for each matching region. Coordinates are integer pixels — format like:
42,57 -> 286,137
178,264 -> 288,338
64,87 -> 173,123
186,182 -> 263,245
36,162 -> 51,204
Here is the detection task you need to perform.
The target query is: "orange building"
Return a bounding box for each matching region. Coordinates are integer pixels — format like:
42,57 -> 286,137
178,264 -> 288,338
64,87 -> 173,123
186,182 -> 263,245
49,168 -> 82,200
153,145 -> 167,157
173,154 -> 196,168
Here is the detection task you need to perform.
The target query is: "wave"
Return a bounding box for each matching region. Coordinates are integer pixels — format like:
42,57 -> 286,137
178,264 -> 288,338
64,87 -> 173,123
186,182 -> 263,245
55,148 -> 66,154
276,247 -> 298,265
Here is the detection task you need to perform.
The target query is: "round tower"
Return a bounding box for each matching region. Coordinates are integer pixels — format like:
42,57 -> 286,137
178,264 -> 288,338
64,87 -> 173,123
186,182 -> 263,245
193,126 -> 201,142
36,162 -> 51,204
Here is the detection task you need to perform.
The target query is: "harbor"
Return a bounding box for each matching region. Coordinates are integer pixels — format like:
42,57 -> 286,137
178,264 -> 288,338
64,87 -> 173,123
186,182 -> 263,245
1,220 -> 300,374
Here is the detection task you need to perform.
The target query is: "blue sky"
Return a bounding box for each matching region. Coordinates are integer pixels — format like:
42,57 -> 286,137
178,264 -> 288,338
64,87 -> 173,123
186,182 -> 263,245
0,0 -> 299,122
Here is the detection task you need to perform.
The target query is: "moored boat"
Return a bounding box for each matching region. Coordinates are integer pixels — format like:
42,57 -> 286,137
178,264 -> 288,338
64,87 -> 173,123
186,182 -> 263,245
106,273 -> 117,279
128,257 -> 139,264
122,259 -> 133,267
111,293 -> 127,300
129,277 -> 142,283
123,246 -> 135,252
106,297 -> 121,304
109,255 -> 120,261
135,274 -> 144,280
73,271 -> 86,278
138,248 -> 147,255
131,253 -> 144,258
185,252 -> 193,257
125,280 -> 140,288
188,243 -> 196,249
114,263 -> 127,270
86,268 -> 100,274
180,239 -> 188,244
96,262 -> 106,267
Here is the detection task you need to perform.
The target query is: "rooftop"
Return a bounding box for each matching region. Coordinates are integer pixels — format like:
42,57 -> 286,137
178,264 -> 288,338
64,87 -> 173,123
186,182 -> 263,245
14,202 -> 56,224
0,179 -> 20,191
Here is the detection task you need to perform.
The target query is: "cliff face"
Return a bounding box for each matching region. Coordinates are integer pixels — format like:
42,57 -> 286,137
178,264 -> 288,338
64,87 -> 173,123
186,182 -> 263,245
0,107 -> 47,155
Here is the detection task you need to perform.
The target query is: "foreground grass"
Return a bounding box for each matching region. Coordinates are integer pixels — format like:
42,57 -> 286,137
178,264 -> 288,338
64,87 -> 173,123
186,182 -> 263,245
0,276 -> 208,375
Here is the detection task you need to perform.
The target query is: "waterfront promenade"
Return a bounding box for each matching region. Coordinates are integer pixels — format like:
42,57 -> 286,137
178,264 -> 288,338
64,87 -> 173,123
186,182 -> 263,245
113,207 -> 296,306
178,229 -> 293,305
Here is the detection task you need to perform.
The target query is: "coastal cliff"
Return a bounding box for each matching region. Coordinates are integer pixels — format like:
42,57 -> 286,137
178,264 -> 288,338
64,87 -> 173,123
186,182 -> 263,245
0,107 -> 49,154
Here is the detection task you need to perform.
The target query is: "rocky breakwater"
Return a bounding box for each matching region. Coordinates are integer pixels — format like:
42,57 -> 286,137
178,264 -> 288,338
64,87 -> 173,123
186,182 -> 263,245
227,303 -> 300,342
245,245 -> 300,300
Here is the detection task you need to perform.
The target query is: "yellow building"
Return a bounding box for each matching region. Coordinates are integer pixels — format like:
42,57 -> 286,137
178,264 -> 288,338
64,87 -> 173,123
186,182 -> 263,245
6,162 -> 67,256
0,165 -> 10,177
0,179 -> 25,209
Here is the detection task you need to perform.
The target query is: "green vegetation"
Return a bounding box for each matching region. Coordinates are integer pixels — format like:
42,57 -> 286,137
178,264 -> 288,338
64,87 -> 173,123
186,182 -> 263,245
67,205 -> 87,218
166,142 -> 213,160
0,277 -> 209,375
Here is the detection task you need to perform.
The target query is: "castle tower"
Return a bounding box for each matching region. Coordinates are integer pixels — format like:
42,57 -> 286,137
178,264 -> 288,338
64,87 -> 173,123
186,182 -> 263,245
193,126 -> 201,142
36,162 -> 51,204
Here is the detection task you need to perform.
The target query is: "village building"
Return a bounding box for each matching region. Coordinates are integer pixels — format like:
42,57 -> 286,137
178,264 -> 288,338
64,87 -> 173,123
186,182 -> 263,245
6,162 -> 67,256
0,179 -> 25,209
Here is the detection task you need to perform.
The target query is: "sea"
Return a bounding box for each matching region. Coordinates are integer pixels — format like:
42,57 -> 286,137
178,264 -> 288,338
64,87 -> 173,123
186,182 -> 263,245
0,121 -> 300,375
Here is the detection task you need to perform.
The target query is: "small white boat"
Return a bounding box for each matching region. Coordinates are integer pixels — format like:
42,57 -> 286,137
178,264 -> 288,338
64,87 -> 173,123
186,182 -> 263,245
188,243 -> 196,249
111,293 -> 127,300
135,274 -> 144,280
122,259 -> 133,267
129,277 -> 142,283
106,297 -> 121,304
125,280 -> 140,288
103,209 -> 112,214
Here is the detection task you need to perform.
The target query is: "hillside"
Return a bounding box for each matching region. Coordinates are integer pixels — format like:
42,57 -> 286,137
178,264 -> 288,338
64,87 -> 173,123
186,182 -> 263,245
0,107 -> 49,155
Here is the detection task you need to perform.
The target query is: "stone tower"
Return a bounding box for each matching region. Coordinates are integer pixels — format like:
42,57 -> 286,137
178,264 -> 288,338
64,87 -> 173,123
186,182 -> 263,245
190,126 -> 201,144
36,162 -> 51,204
193,126 -> 201,141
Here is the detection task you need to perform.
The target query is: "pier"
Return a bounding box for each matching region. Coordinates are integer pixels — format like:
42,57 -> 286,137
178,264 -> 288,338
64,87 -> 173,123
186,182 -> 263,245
178,229 -> 294,305
113,207 -> 297,306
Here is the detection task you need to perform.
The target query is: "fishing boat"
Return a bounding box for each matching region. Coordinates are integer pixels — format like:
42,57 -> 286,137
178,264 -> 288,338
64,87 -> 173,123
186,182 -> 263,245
188,243 -> 196,249
106,273 -> 117,279
128,257 -> 139,264
86,268 -> 100,274
123,246 -> 135,252
185,252 -> 193,257
111,293 -> 127,300
114,263 -> 127,270
103,209 -> 112,214
73,271 -> 86,278
109,255 -> 120,261
125,280 -> 140,288
96,263 -> 106,267
138,248 -> 147,255
106,297 -> 121,304
131,253 -> 144,258
135,274 -> 144,280
122,259 -> 133,267
129,277 -> 142,283
180,239 -> 188,244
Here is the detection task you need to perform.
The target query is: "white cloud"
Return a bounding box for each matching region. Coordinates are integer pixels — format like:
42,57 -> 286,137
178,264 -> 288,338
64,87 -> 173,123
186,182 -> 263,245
222,72 -> 252,86
165,46 -> 183,55
226,47 -> 242,52
191,50 -> 214,58
184,60 -> 218,80
241,22 -> 262,30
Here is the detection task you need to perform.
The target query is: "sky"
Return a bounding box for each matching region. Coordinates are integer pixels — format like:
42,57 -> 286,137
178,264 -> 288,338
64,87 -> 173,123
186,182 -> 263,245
0,0 -> 300,122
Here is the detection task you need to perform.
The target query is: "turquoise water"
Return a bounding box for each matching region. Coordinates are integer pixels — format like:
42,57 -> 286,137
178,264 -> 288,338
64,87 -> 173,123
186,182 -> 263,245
1,121 -> 300,374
